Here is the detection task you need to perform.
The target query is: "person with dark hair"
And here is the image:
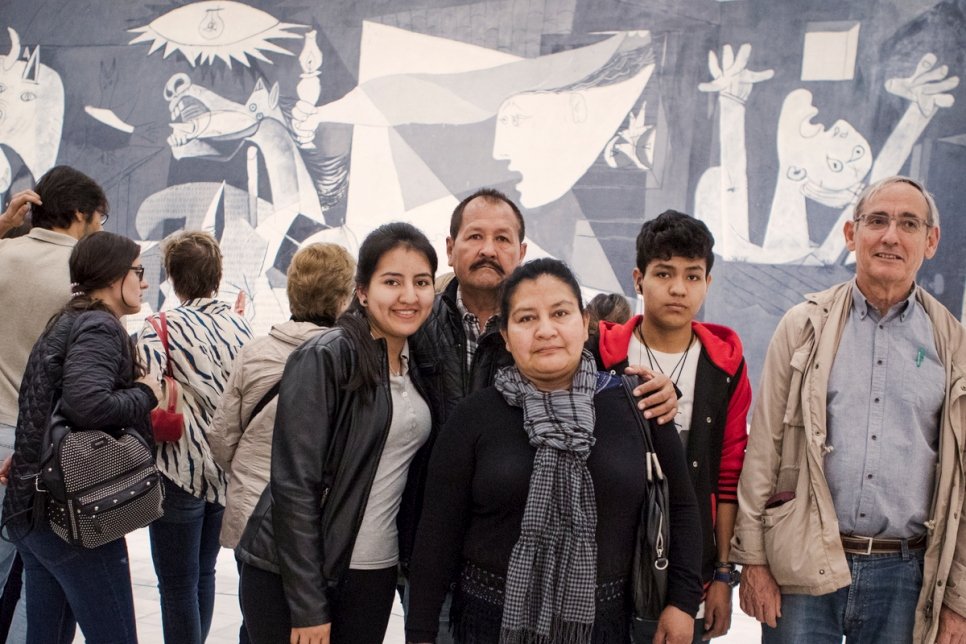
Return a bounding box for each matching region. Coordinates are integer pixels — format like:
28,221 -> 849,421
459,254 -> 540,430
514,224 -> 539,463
406,258 -> 703,644
211,242 -> 355,644
409,187 -> 677,643
590,209 -> 751,642
236,222 -> 438,644
135,230 -> 252,644
0,165 -> 109,643
0,231 -> 160,643
586,293 -> 631,337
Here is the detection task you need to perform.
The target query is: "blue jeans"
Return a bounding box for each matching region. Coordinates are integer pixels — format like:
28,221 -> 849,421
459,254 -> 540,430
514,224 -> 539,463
0,421 -> 26,643
149,477 -> 224,644
16,523 -> 137,644
763,547 -> 924,644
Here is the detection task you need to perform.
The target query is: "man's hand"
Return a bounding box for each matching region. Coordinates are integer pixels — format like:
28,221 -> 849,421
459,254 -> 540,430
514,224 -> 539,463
652,604 -> 694,644
739,564 -> 782,628
625,365 -> 678,425
702,581 -> 733,640
0,189 -> 42,236
0,454 -> 12,486
291,623 -> 330,644
886,53 -> 959,119
698,43 -> 774,104
938,606 -> 966,644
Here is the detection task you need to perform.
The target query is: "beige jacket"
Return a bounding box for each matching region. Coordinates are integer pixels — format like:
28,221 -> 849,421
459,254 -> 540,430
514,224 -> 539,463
731,281 -> 966,642
210,321 -> 328,548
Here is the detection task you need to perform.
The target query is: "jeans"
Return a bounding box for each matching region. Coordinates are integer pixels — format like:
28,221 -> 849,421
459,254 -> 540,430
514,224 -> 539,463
16,523 -> 137,644
762,547 -> 924,644
149,476 -> 224,644
0,421 -> 26,643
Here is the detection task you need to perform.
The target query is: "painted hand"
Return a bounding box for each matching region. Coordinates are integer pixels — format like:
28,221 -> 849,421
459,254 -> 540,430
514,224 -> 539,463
291,99 -> 323,146
885,53 -> 959,118
698,43 -> 774,104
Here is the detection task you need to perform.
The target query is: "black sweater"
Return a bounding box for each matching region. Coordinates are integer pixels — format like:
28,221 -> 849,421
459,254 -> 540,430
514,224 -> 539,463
406,384 -> 702,642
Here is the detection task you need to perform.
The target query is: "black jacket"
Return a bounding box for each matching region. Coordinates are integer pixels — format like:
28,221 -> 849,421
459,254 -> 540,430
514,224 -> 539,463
235,328 -> 434,628
409,278 -> 512,425
1,311 -> 157,541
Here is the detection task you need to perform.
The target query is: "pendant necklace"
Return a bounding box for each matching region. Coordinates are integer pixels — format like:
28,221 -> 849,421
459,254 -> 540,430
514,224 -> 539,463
638,328 -> 695,387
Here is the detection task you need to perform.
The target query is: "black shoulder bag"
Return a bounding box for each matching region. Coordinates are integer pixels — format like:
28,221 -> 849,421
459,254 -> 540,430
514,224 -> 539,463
39,316 -> 164,549
621,375 -> 671,636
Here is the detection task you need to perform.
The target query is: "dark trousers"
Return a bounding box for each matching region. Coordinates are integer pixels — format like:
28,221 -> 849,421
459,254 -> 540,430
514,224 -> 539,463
148,477 -> 224,644
239,561 -> 397,644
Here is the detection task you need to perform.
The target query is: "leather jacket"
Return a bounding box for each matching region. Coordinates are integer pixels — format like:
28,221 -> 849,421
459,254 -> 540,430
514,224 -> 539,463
235,328 -> 434,628
409,278 -> 512,425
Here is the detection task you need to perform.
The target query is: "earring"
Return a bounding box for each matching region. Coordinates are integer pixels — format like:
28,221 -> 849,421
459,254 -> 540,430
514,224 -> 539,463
361,299 -> 368,306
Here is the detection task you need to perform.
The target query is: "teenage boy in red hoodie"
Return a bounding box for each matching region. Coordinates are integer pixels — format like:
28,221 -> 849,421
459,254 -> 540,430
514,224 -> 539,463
592,210 -> 751,642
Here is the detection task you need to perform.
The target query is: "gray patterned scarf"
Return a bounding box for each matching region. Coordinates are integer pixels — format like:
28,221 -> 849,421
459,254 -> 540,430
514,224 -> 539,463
493,351 -> 599,644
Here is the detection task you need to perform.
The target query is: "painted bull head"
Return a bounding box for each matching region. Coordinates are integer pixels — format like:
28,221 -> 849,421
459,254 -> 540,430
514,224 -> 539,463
0,28 -> 65,192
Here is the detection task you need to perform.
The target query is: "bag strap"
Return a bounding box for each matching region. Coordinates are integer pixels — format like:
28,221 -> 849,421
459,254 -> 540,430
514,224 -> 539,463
620,374 -> 665,481
246,381 -> 281,430
146,312 -> 174,378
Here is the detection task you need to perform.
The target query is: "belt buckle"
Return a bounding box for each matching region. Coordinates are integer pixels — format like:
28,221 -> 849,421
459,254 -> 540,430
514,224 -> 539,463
859,535 -> 874,556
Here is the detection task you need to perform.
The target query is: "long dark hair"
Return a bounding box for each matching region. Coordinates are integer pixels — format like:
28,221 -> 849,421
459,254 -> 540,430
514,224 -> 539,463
50,231 -> 145,377
338,222 -> 437,394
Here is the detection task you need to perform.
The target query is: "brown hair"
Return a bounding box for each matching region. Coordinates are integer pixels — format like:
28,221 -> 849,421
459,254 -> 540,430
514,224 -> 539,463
162,231 -> 223,300
287,243 -> 355,324
586,292 -> 631,335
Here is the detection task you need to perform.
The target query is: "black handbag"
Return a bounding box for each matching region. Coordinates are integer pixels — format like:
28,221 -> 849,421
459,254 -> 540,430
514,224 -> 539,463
40,401 -> 164,549
621,375 -> 670,635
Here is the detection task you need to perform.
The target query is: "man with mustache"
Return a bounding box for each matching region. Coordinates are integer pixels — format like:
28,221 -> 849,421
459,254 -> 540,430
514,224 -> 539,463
409,188 -> 677,643
731,176 -> 966,644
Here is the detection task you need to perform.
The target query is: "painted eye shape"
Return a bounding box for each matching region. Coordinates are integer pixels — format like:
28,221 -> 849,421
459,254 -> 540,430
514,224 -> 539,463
20,91 -> 37,102
826,157 -> 844,173
849,145 -> 865,162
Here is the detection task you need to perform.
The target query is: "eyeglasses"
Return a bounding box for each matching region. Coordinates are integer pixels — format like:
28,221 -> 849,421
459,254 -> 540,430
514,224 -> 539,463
130,266 -> 145,280
854,213 -> 932,235
97,211 -> 109,225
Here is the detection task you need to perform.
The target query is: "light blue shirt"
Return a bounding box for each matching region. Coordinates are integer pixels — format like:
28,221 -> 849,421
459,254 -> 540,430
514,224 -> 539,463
824,281 -> 945,538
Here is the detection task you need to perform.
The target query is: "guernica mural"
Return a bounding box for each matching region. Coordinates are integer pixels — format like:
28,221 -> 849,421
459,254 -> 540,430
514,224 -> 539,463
2,0 -> 964,383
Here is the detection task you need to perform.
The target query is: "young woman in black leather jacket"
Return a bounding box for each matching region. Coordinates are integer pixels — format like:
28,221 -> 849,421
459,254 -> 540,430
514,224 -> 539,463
236,222 -> 438,644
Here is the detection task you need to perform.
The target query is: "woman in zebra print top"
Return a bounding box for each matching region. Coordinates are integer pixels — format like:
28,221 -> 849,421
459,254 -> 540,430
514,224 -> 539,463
137,231 -> 252,644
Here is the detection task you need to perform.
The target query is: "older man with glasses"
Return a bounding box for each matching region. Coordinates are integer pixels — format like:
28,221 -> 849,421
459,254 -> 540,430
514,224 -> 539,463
730,175 -> 966,644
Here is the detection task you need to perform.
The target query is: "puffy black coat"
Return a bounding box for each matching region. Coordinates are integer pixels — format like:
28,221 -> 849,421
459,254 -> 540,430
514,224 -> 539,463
235,328 -> 435,628
1,310 -> 157,541
409,278 -> 512,425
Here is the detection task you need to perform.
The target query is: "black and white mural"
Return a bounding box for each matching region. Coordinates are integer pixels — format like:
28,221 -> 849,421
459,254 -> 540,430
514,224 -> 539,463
2,0 -> 964,383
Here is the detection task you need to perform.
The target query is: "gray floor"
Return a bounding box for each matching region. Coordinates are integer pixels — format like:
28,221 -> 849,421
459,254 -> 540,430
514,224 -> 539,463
88,527 -> 761,643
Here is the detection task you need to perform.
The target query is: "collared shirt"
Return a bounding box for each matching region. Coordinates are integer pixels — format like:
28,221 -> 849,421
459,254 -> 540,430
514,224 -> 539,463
351,343 -> 432,568
825,280 -> 945,538
456,287 -> 499,372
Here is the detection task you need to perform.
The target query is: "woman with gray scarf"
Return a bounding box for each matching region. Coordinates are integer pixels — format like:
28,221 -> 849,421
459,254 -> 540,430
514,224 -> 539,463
406,258 -> 702,644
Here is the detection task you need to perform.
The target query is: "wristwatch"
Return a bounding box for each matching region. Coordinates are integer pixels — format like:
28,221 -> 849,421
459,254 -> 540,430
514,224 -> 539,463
713,561 -> 740,587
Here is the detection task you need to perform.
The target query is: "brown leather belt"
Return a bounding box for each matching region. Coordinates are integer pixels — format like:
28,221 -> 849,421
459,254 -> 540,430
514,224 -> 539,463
840,533 -> 927,555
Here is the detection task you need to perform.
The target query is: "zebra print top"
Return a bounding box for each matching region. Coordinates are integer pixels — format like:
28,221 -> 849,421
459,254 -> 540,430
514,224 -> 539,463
137,298 -> 253,504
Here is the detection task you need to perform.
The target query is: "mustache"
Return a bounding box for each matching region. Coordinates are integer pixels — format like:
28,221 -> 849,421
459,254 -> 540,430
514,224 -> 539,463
470,259 -> 504,274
